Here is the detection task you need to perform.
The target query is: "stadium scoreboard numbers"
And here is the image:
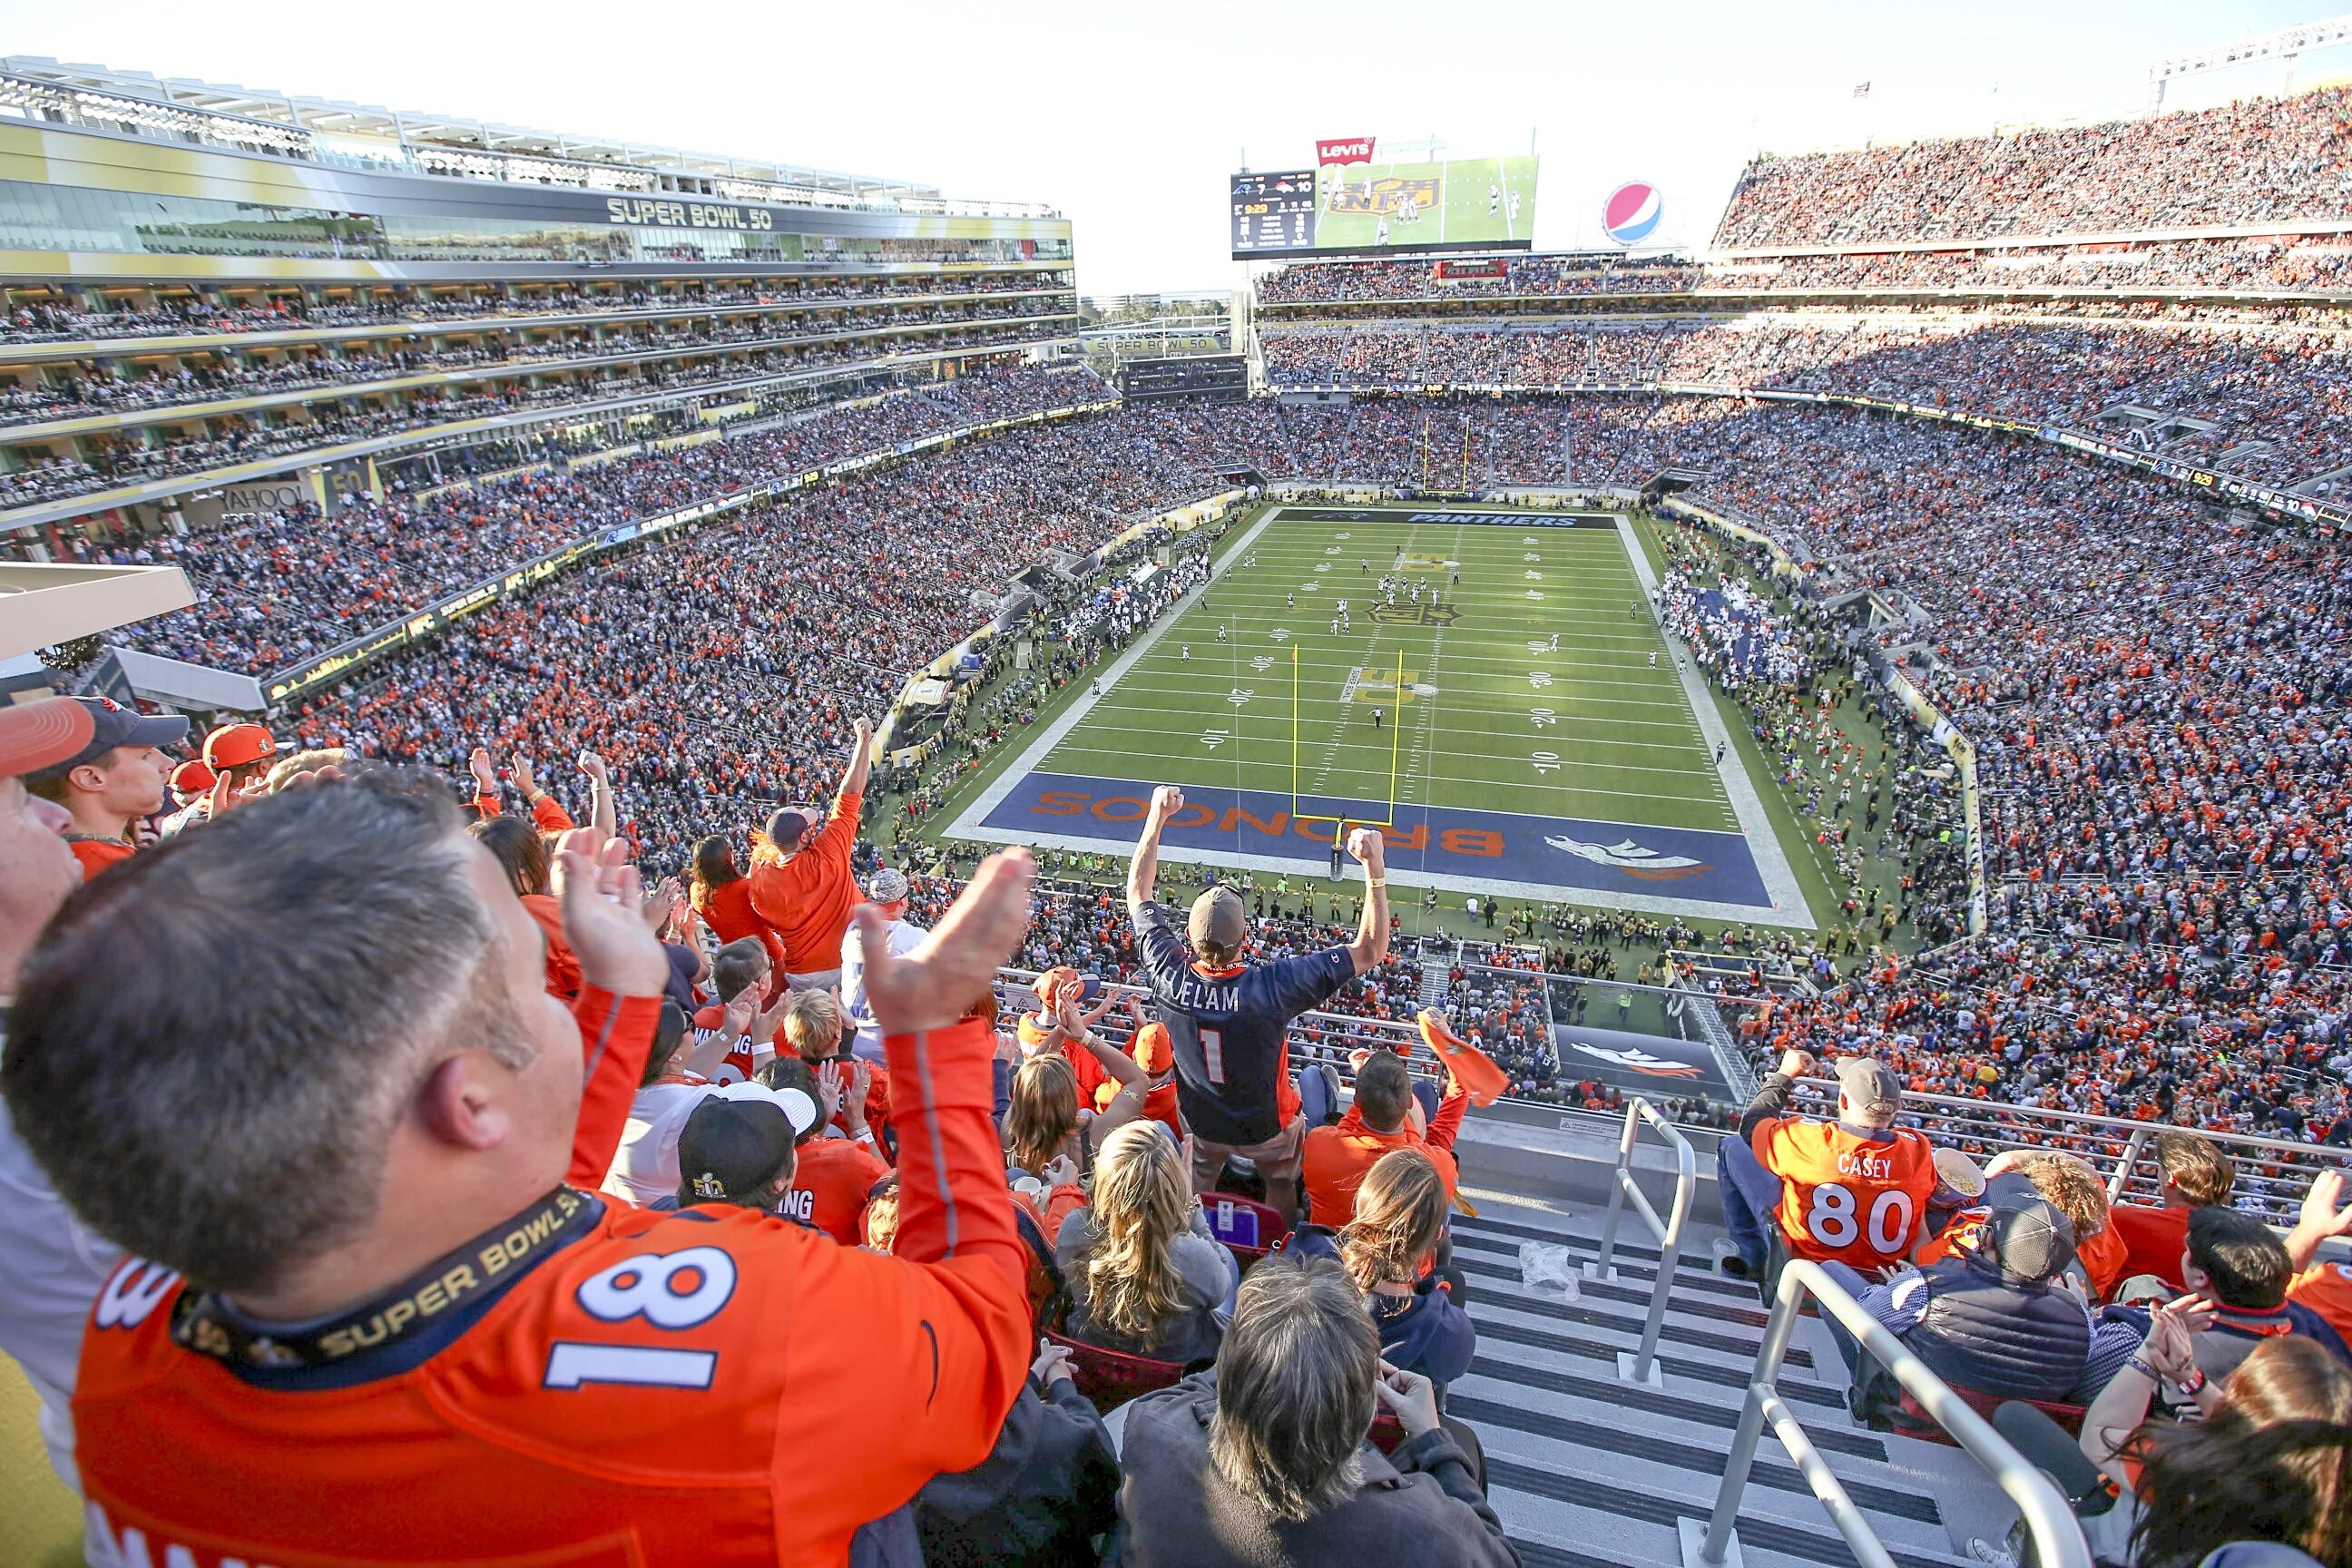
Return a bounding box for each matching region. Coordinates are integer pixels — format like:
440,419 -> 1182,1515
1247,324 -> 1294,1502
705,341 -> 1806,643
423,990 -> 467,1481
1230,171 -> 1318,255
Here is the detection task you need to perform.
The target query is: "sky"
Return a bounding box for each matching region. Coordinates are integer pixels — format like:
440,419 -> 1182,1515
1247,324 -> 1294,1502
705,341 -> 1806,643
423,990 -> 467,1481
2,0 -> 2346,296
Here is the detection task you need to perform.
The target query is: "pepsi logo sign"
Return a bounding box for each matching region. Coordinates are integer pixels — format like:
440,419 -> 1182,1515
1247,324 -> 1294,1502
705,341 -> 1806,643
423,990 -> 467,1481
1602,181 -> 1662,246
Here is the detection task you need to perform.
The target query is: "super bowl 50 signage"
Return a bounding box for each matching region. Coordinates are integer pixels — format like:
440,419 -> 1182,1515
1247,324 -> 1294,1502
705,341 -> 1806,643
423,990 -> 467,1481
603,197 -> 777,232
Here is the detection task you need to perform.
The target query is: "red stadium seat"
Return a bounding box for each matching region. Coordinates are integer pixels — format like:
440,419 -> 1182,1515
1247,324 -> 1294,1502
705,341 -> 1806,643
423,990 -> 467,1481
2105,1203 -> 2190,1293
1042,1328 -> 1186,1412
1890,1384 -> 2085,1446
1205,1193 -> 1290,1273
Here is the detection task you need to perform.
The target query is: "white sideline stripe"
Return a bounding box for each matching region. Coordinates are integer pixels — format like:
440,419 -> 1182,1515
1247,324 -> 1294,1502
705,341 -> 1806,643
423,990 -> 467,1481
1616,516 -> 1814,928
946,507 -> 1809,926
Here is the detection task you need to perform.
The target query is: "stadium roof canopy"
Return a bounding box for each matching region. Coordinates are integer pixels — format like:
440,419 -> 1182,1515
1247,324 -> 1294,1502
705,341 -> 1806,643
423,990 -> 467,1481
0,56 -> 1060,219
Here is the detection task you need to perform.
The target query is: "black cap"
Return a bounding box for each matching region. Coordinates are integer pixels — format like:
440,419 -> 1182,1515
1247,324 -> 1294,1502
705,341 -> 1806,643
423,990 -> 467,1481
675,1083 -> 817,1205
31,697 -> 187,777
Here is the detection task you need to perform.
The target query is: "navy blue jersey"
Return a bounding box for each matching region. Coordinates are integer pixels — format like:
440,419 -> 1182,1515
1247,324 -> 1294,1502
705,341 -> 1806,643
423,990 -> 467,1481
1130,897 -> 1353,1144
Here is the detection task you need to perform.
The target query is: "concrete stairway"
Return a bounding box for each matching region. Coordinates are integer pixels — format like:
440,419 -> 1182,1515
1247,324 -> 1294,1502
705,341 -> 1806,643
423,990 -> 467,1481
1448,1191 -> 2014,1568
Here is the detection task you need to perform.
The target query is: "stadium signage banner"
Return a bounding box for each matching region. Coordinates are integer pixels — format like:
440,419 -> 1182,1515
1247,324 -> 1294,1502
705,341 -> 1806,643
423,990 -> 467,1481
1435,258 -> 1510,279
1281,506 -> 1612,529
603,198 -> 778,231
1316,137 -> 1377,165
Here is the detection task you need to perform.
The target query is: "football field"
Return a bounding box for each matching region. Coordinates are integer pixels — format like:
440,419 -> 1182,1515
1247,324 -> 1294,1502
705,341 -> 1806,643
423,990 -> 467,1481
1314,156 -> 1538,250
952,505 -> 1813,925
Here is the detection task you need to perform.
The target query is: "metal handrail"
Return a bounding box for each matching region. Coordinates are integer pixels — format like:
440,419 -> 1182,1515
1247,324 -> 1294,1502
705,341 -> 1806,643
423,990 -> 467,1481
1585,1098 -> 1696,1387
1690,1259 -> 2090,1568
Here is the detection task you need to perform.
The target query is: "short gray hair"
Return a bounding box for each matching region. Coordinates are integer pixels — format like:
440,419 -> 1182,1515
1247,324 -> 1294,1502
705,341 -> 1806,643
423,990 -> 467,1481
1209,1253 -> 1377,1521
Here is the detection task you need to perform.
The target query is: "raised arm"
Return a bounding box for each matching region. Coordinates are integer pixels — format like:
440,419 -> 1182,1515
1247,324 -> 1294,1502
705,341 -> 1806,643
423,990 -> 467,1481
838,718 -> 875,807
2287,1171 -> 2352,1271
1342,827 -> 1390,975
1073,1000 -> 1149,1143
1128,784 -> 1182,907
578,751 -> 616,839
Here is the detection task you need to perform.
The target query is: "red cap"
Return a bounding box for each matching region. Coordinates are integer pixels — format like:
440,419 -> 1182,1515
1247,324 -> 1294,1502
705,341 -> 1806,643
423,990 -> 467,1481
0,698 -> 96,779
202,722 -> 275,770
170,760 -> 218,794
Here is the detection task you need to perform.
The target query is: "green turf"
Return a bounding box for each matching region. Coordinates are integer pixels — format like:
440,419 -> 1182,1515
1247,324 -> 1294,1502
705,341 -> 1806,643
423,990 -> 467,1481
1313,157 -> 1538,251
1043,508 -> 1738,833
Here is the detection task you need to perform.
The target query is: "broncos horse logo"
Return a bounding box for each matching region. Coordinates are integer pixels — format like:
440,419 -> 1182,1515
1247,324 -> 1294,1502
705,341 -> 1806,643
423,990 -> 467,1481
1544,833 -> 1710,881
1570,1043 -> 1702,1079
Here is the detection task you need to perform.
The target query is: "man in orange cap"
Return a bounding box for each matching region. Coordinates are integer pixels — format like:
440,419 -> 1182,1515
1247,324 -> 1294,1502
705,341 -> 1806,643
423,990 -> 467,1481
201,721 -> 277,798
23,697 -> 187,880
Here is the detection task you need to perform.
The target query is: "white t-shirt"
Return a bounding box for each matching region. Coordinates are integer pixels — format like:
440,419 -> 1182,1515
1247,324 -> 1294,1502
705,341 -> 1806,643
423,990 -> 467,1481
840,916 -> 927,1062
0,1014 -> 120,1492
601,1078 -> 724,1206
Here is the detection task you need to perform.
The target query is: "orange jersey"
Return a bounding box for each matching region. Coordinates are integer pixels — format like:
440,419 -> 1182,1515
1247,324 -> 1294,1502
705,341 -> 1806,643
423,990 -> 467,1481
2079,1220 -> 2128,1301
1301,1089 -> 1465,1228
522,891 -> 583,1000
693,876 -> 786,985
788,1135 -> 892,1245
746,791 -> 863,975
72,1017 -> 1028,1568
1751,1116 -> 1939,1269
68,837 -> 135,881
2290,1261 -> 2352,1345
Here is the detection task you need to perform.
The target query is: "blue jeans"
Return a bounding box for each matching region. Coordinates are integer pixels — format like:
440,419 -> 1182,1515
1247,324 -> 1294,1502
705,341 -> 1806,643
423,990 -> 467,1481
1716,1134 -> 1786,1272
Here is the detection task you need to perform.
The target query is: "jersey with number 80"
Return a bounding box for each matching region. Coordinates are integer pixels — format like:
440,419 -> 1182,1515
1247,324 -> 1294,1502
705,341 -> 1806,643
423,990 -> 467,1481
1752,1116 -> 1938,1269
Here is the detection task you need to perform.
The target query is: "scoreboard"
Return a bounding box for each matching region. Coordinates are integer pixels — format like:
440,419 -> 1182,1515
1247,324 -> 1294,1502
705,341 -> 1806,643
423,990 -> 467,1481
1230,171 -> 1317,257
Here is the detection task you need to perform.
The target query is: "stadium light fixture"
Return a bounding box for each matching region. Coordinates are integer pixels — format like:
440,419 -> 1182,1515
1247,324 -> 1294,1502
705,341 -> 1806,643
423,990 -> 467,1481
2148,15 -> 2352,109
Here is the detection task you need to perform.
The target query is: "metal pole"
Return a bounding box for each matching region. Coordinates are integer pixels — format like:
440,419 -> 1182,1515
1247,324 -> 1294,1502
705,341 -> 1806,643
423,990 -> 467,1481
1590,1102 -> 1638,1277
2107,1125 -> 2151,1205
1700,1275 -> 1803,1564
1632,1117 -> 1696,1385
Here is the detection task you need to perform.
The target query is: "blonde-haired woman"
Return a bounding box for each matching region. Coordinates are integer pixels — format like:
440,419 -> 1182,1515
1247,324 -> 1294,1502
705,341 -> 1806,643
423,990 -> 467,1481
1054,1121 -> 1237,1363
1294,1148 -> 1476,1387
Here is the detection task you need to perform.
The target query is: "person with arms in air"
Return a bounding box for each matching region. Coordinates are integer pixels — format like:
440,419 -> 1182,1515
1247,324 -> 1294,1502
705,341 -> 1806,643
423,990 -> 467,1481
749,716 -> 874,990
4,771 -> 1042,1566
1127,784 -> 1389,1219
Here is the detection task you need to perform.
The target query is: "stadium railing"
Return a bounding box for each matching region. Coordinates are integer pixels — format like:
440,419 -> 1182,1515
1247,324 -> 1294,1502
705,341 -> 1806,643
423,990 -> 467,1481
1780,1074 -> 2331,1226
1584,1096 -> 1695,1388
1691,1259 -> 2090,1568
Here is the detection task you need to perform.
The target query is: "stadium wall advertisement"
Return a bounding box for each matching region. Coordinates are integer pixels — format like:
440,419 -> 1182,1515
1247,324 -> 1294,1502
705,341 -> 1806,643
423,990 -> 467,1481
258,398 -> 1118,708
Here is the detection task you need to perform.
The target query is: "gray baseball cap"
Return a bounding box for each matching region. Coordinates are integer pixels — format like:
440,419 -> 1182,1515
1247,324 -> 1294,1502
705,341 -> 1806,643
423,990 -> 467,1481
1188,884 -> 1250,955
867,867 -> 910,903
1835,1057 -> 1903,1125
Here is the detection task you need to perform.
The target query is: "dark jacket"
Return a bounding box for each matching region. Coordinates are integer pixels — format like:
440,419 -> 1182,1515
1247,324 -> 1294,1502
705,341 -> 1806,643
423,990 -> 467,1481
1112,1372 -> 1520,1568
1285,1227 -> 1477,1387
1896,1255 -> 2095,1401
914,1376 -> 1119,1567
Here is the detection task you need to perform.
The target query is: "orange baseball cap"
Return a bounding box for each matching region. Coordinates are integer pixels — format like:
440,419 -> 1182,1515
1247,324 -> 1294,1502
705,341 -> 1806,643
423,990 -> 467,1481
0,697 -> 96,779
202,722 -> 275,769
1132,1021 -> 1172,1075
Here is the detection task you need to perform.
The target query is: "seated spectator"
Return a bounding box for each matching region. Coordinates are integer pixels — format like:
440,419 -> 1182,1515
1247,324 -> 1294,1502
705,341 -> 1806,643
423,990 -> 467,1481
1921,1149 -> 2125,1302
759,1056 -> 890,1245
2112,1208 -> 2352,1385
2080,1331 -> 2352,1568
1719,1050 -> 1952,1280
662,1081 -> 822,1219
23,697 -> 185,881
1289,1150 -> 1475,1387
1832,1175 -> 2142,1409
914,1337 -> 1121,1568
2112,1131 -> 2239,1293
1112,1253 -> 1516,1567
1302,1052 -> 1465,1227
1055,1121 -> 1237,1364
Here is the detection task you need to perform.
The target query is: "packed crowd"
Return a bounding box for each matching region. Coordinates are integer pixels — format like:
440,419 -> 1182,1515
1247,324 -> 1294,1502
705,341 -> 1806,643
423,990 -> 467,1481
0,323 -> 1072,509
1715,83 -> 2352,247
0,299 -> 1068,429
0,269 -> 1070,345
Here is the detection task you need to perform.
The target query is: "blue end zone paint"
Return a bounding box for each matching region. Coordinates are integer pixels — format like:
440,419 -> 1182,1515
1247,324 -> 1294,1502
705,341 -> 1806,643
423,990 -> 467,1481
981,770 -> 1776,912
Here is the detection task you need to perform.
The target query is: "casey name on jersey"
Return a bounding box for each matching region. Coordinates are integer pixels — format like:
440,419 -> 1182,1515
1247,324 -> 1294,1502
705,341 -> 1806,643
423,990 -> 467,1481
1834,1146 -> 1900,1181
